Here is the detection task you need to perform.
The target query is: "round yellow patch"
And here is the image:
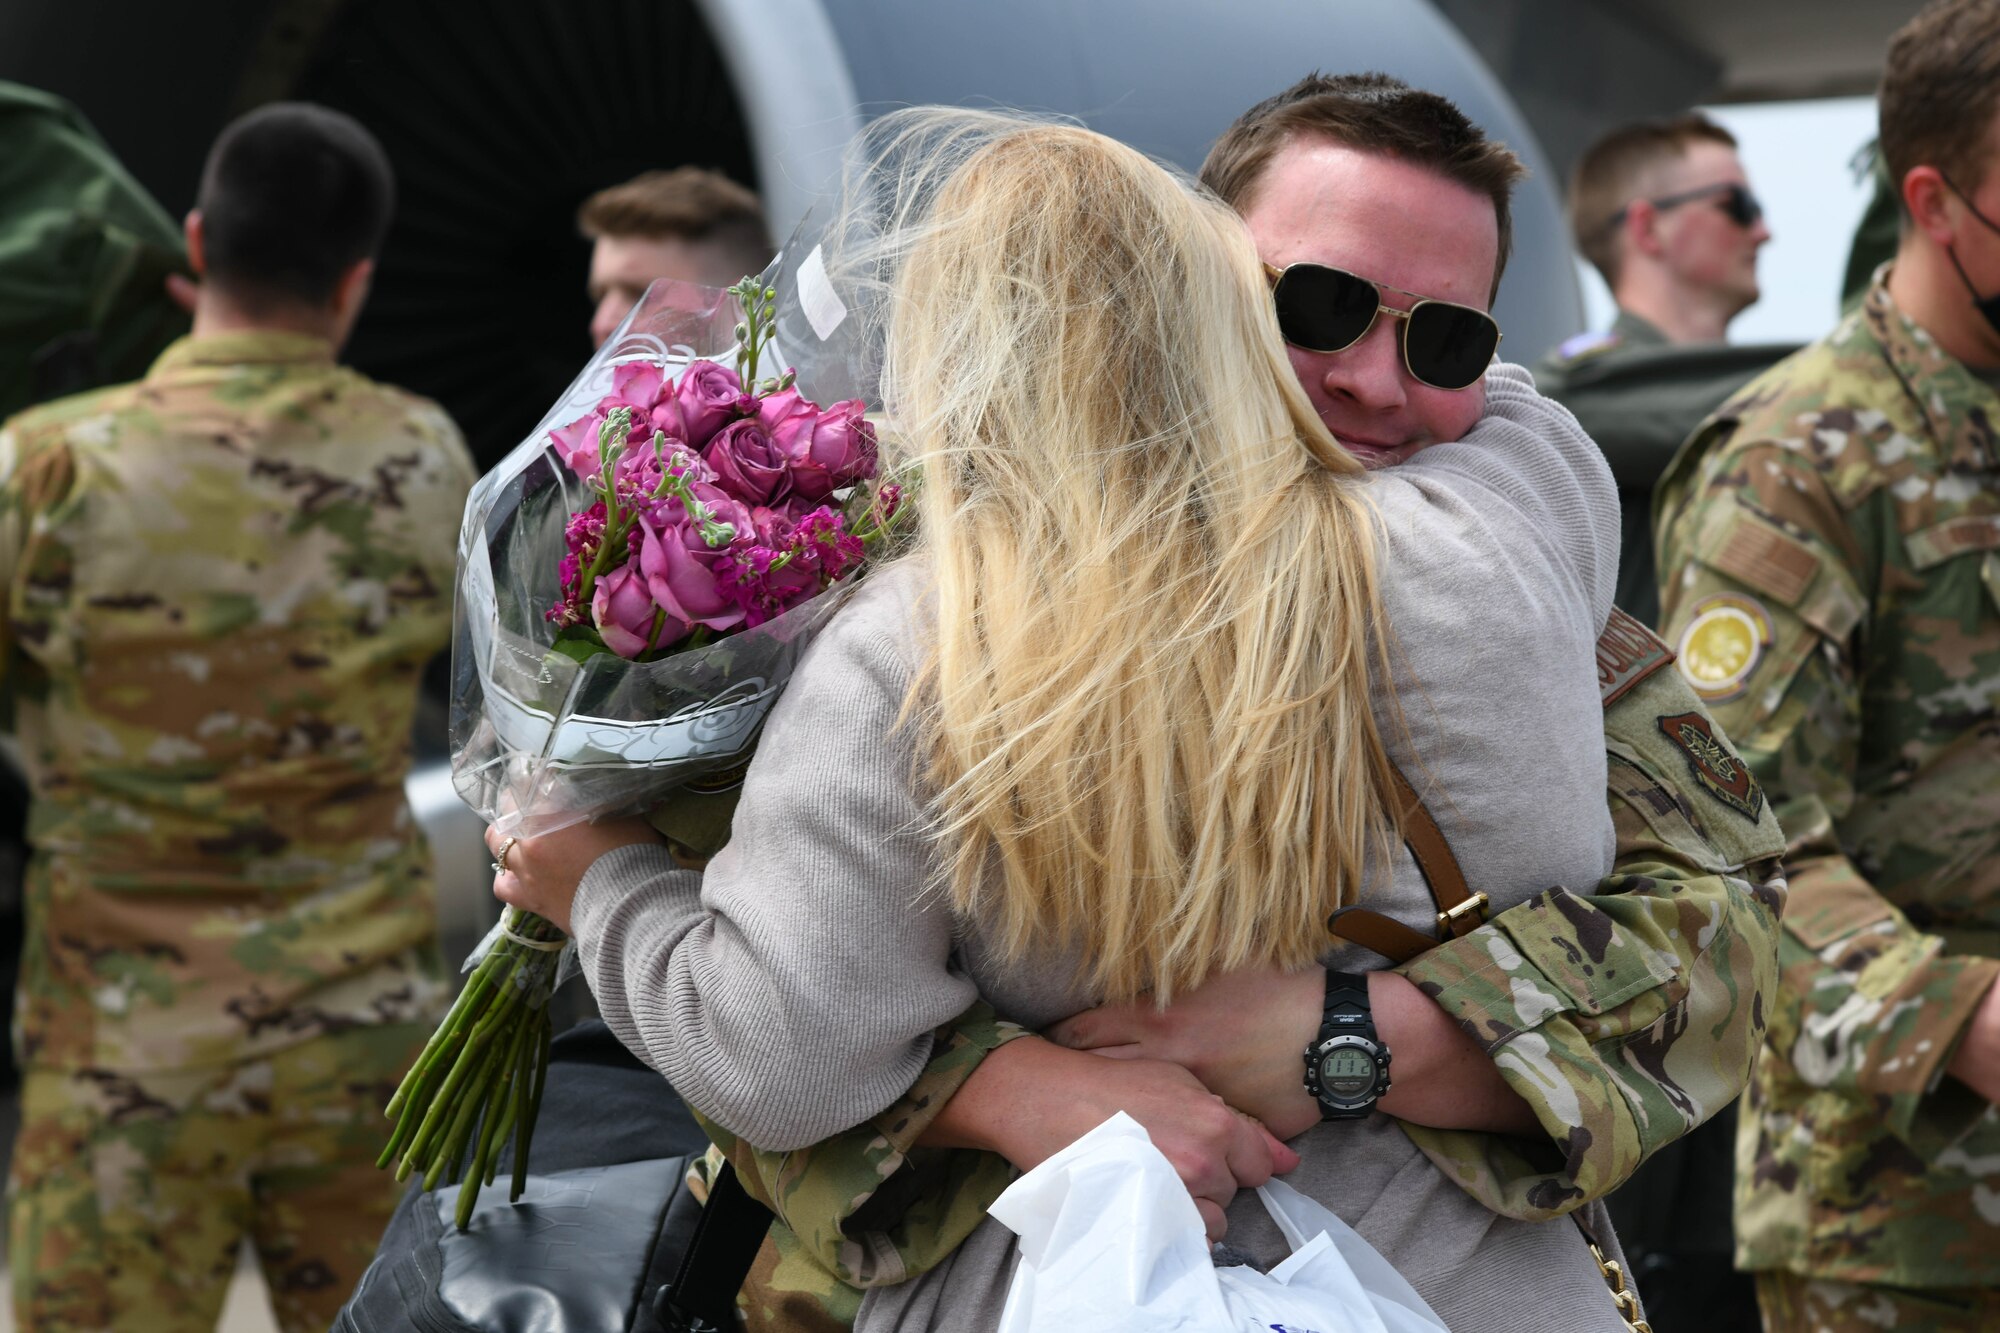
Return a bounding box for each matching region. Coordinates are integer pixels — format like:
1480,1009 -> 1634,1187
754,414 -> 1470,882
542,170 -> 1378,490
1676,594 -> 1772,701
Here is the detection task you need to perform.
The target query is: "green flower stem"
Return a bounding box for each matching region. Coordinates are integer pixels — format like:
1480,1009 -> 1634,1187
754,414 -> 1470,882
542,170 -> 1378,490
379,908 -> 568,1224
428,1034 -> 509,1191
385,961 -> 494,1121
398,953 -> 528,1177
512,1008 -> 553,1203
479,1014 -> 535,1190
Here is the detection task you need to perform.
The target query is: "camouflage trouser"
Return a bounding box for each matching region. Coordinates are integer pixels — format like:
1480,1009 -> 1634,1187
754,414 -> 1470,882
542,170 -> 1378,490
1756,1272 -> 2000,1332
8,1023 -> 424,1333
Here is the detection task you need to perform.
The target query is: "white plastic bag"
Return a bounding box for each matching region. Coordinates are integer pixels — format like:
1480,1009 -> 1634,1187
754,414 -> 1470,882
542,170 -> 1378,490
989,1112 -> 1450,1333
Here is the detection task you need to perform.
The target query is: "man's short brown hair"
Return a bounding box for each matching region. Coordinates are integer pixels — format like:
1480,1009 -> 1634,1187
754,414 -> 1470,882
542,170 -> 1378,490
1567,113 -> 1738,285
1199,72 -> 1527,302
1881,0 -> 2000,202
577,166 -> 773,264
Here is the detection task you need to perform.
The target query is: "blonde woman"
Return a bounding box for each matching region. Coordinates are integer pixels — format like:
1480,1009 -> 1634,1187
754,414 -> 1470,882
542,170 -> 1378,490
494,111 -> 1627,1329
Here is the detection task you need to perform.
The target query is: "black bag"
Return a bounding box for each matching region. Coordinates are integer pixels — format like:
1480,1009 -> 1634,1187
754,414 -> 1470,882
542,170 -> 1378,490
335,1020 -> 773,1333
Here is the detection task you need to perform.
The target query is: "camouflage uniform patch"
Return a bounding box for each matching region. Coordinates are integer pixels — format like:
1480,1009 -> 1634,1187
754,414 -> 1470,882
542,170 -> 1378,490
8,1021 -> 426,1333
1656,268 -> 2000,1296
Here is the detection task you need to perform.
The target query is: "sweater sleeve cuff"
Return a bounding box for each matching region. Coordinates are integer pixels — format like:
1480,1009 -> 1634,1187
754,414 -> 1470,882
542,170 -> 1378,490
570,841 -> 689,951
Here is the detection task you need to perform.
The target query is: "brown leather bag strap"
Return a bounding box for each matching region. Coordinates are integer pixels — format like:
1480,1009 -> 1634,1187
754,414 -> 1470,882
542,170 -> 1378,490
1326,763 -> 1490,963
1386,765 -> 1485,941
1325,906 -> 1435,964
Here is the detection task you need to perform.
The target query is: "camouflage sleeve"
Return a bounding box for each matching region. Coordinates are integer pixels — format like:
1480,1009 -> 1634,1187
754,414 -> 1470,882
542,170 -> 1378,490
1658,440 -> 2000,1154
693,1000 -> 1028,1292
1397,662 -> 1787,1221
0,417 -> 76,720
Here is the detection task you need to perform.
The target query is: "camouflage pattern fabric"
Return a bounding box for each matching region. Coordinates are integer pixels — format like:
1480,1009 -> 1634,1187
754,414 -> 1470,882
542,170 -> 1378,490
8,1020 -> 426,1333
689,1002 -> 1029,1326
1398,652 -> 1786,1221
0,331 -> 476,1074
687,625 -> 1786,1324
1754,1271 -> 2000,1332
1655,268 -> 2000,1290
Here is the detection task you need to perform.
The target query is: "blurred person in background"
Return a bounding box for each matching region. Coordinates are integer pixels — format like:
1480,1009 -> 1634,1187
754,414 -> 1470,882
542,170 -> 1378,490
0,102 -> 474,1333
1538,112 -> 1792,628
1656,2 -> 2000,1327
0,79 -> 195,1151
580,165 -> 775,348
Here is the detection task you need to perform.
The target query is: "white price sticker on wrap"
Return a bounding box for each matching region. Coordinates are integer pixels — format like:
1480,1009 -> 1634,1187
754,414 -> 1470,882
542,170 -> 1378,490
796,244 -> 848,342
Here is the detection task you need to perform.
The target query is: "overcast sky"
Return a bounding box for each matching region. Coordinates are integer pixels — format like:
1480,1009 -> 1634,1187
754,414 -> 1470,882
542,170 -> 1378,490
1575,95 -> 1881,347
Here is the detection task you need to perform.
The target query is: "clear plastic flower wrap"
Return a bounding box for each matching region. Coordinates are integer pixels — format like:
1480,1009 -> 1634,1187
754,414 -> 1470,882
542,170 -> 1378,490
387,259 -> 901,1227
450,274 -> 865,845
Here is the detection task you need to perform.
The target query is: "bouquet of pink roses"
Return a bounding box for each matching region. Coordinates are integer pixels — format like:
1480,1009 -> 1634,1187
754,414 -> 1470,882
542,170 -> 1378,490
385,273 -> 903,1226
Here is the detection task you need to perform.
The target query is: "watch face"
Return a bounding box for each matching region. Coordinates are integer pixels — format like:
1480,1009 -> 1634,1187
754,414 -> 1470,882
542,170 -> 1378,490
1318,1046 -> 1381,1098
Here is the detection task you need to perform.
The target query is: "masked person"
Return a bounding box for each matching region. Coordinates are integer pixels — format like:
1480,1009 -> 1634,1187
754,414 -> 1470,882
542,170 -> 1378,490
494,97 -> 1783,1333
1655,3 -> 2000,1328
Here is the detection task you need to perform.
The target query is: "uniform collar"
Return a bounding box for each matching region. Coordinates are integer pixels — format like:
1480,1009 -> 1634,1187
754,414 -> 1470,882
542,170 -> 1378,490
146,330 -> 337,379
1862,262 -> 2000,471
1609,308 -> 1669,350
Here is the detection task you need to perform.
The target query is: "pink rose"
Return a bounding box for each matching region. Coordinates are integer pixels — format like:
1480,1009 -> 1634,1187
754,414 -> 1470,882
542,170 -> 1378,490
591,562 -> 682,659
608,361 -> 669,412
673,361 -> 746,450
638,513 -> 748,633
702,419 -> 791,506
756,387 -> 820,458
784,399 -> 878,500
549,411 -> 606,478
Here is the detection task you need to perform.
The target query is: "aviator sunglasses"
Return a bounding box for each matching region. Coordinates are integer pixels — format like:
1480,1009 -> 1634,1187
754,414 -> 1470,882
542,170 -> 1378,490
1264,262 -> 1502,391
1607,181 -> 1764,231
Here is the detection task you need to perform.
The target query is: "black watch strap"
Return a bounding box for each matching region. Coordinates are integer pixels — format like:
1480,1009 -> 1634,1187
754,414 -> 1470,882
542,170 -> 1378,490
1322,969 -> 1372,1028
1304,968 -> 1390,1119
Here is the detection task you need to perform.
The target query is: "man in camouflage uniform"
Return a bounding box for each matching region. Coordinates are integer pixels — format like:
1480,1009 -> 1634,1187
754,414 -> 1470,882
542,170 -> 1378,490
650,75 -> 1788,1332
1536,112 -> 1791,630
0,104 -> 475,1332
1654,4 -> 2000,1326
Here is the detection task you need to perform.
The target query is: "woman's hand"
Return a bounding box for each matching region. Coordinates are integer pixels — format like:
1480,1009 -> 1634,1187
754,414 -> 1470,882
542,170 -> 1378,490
486,817 -> 666,935
916,1035 -> 1299,1242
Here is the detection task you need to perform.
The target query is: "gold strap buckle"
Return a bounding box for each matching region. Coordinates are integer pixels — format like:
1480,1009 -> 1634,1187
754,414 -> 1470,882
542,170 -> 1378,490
1436,891 -> 1490,935
1586,1242 -> 1653,1333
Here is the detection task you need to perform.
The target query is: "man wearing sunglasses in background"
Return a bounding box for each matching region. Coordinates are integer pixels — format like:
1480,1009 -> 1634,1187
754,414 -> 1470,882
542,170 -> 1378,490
1537,113 -> 1796,630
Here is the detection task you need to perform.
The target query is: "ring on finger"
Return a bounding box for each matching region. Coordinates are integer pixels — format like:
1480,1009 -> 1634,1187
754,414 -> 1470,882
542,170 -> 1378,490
491,835 -> 518,875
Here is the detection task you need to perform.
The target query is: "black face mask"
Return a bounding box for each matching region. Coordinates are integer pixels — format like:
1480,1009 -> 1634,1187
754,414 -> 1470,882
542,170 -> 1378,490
1940,173 -> 2000,339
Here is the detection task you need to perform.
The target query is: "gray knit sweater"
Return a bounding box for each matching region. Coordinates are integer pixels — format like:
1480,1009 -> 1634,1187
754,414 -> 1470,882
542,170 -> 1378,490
572,362 -> 1631,1330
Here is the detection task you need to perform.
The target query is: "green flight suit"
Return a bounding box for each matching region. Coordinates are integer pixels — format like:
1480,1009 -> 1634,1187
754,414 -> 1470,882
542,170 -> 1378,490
1536,310 -> 1796,626
1656,268 -> 2000,1325
0,81 -> 189,422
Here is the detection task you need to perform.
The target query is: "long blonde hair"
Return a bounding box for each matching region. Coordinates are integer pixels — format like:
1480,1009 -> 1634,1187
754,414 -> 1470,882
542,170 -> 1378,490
866,111 -> 1398,1003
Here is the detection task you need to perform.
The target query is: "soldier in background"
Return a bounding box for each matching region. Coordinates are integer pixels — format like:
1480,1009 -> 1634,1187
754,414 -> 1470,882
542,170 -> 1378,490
0,103 -> 474,1332
1538,112 -> 1792,626
1655,2 -> 2000,1327
580,165 -> 775,349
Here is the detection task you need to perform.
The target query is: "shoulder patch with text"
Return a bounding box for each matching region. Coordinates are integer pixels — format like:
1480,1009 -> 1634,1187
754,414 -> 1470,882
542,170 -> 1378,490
1598,607 -> 1675,708
1658,710 -> 1765,822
